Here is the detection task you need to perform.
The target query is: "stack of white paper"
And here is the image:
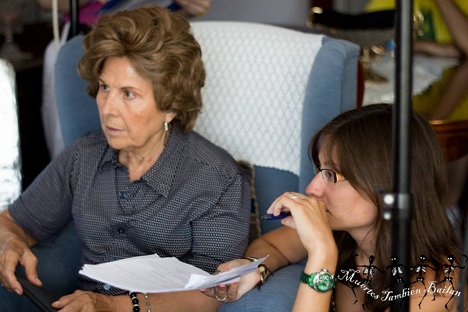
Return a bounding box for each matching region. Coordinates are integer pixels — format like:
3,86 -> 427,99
79,254 -> 267,293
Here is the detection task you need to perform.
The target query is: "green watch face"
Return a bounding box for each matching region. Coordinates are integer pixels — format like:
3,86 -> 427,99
301,269 -> 335,293
313,270 -> 335,292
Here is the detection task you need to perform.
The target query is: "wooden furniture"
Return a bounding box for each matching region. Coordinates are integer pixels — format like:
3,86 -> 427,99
413,61 -> 468,163
432,120 -> 468,162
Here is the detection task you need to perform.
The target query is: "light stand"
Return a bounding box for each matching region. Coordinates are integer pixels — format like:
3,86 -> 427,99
381,1 -> 413,311
69,0 -> 79,39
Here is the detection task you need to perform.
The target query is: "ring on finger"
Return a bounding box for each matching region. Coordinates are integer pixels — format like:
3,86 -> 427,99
215,293 -> 228,302
288,194 -> 301,199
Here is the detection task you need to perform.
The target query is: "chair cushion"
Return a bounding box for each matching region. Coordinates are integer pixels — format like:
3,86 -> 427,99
54,35 -> 100,148
191,21 -> 324,177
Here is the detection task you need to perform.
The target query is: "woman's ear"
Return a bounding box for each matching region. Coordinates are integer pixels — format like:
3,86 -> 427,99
165,112 -> 177,123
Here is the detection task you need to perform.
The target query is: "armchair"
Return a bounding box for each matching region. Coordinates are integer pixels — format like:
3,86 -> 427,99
26,21 -> 359,309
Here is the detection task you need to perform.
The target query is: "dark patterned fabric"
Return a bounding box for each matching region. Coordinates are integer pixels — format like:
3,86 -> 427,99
237,161 -> 261,242
10,125 -> 250,295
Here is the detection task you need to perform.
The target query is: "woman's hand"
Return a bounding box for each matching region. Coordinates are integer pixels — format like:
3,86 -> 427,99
174,0 -> 212,17
52,290 -> 115,311
267,192 -> 335,257
201,258 -> 260,302
0,210 -> 40,295
0,237 -> 40,295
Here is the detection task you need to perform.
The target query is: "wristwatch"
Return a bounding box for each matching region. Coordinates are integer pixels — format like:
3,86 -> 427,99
244,256 -> 272,284
300,269 -> 335,292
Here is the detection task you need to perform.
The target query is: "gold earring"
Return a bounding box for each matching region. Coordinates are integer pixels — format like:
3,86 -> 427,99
164,121 -> 169,132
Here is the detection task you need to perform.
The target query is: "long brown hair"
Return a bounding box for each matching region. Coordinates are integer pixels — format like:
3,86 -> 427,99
78,7 -> 205,132
310,104 -> 461,311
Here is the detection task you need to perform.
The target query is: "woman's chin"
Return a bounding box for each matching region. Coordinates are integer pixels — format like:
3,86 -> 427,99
105,138 -> 126,151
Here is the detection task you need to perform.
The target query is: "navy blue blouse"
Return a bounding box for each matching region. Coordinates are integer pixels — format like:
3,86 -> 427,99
10,125 -> 250,294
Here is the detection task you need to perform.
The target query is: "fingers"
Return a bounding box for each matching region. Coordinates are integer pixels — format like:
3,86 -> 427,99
53,290 -> 102,311
212,282 -> 241,302
0,249 -> 23,294
285,193 -> 306,200
266,192 -> 332,245
200,287 -> 216,297
0,244 -> 40,294
52,290 -> 82,309
22,253 -> 41,287
202,269 -> 262,303
201,283 -> 240,303
0,272 -> 22,295
201,259 -> 254,302
214,285 -> 228,302
217,259 -> 246,272
267,192 -> 323,215
273,192 -> 327,224
201,285 -> 228,301
226,282 -> 240,301
267,192 -> 306,216
174,0 -> 211,17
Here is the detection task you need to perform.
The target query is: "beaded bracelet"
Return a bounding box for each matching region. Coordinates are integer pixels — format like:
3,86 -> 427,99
129,292 -> 140,312
143,293 -> 152,312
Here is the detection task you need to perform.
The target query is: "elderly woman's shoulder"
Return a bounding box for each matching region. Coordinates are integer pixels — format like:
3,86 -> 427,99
186,131 -> 242,178
67,131 -> 108,154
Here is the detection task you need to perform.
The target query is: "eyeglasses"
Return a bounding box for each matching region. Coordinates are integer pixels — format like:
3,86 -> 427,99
318,168 -> 346,184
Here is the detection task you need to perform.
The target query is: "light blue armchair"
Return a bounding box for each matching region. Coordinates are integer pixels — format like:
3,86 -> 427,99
54,21 -> 359,234
11,21 -> 359,311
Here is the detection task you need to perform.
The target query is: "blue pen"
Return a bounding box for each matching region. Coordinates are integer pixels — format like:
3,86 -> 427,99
260,211 -> 291,220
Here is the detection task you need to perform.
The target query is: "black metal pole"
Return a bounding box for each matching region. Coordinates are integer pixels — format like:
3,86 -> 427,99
69,0 -> 79,39
390,0 -> 413,311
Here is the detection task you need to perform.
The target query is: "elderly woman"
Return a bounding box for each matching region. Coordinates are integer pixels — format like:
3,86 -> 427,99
204,104 -> 462,312
0,7 -> 250,312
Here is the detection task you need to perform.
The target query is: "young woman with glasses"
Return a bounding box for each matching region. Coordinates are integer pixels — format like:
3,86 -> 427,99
203,104 -> 462,312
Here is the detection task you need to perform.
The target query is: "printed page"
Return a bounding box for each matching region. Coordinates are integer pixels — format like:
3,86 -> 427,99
79,254 -> 267,293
